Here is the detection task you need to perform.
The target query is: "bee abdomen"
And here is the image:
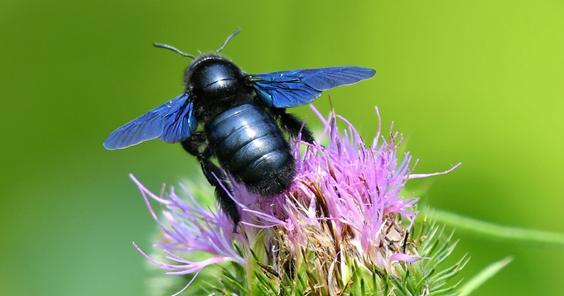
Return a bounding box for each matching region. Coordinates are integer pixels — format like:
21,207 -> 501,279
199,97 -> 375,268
207,104 -> 295,195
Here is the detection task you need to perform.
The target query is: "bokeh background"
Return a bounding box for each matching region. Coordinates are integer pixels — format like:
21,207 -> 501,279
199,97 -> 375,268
2,0 -> 563,295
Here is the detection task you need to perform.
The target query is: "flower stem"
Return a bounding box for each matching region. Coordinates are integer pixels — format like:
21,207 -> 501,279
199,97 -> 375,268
423,208 -> 564,246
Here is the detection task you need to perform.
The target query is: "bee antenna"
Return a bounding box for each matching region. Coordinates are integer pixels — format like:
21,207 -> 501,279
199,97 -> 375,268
216,28 -> 241,54
153,43 -> 196,59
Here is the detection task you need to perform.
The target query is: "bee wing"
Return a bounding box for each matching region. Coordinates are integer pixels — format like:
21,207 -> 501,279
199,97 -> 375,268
249,66 -> 375,108
103,94 -> 197,150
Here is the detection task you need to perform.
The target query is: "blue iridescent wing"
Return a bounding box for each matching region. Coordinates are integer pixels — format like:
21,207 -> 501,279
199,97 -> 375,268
249,66 -> 375,108
103,94 -> 197,150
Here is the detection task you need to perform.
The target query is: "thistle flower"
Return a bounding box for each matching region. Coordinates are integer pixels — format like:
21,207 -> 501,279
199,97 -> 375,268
133,106 -> 464,295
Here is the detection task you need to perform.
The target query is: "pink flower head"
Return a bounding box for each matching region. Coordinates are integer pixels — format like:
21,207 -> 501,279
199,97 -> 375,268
132,106 -> 459,294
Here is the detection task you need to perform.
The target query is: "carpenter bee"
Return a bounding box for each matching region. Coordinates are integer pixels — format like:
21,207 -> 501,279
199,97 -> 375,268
104,29 -> 375,229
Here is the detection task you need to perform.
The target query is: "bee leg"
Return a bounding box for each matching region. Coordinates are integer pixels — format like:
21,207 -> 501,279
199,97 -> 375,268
201,153 -> 240,233
181,135 -> 240,232
272,108 -> 315,144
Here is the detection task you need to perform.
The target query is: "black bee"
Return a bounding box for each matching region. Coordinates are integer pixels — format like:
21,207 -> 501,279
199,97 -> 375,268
104,29 -> 375,229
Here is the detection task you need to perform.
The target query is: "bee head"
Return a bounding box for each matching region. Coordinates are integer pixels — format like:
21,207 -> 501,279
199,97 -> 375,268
184,55 -> 246,97
153,29 -> 245,99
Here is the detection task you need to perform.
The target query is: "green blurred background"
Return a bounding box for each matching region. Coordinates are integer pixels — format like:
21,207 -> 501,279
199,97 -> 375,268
2,0 -> 563,295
